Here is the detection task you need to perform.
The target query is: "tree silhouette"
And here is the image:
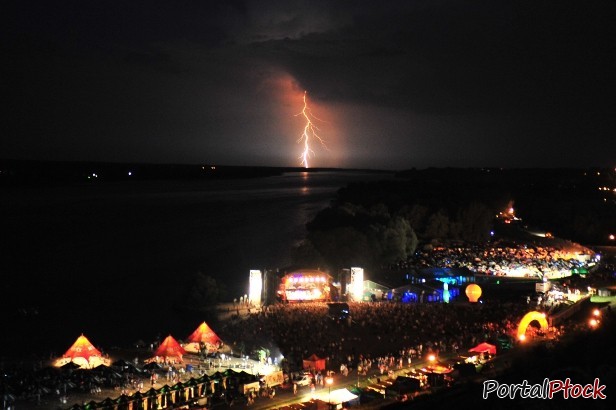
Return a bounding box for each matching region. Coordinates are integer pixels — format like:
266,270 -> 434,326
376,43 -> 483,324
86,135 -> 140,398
183,271 -> 228,308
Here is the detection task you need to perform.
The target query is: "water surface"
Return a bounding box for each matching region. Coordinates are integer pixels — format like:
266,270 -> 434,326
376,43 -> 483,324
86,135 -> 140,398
0,170 -> 392,356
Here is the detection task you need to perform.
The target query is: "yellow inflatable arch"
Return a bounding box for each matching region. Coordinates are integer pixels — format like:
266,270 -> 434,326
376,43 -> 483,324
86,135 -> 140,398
517,311 -> 548,340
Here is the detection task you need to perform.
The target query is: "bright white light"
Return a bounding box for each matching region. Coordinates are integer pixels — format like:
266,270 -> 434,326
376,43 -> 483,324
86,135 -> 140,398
350,267 -> 364,301
249,270 -> 262,305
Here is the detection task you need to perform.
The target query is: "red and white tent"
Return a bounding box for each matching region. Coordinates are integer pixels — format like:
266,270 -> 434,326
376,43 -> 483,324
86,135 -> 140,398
468,342 -> 497,355
184,322 -> 222,353
303,353 -> 326,371
154,335 -> 186,361
54,334 -> 109,368
64,334 -> 102,361
188,322 -> 222,345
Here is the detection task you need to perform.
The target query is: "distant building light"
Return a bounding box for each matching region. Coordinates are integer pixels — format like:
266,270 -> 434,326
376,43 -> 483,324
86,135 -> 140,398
128,171 -> 132,176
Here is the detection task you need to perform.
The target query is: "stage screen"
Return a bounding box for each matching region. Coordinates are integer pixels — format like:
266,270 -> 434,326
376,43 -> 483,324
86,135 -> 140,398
280,270 -> 331,302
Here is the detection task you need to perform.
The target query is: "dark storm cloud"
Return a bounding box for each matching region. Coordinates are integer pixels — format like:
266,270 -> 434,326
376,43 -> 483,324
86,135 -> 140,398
2,0 -> 615,169
240,0 -> 616,167
257,0 -> 615,116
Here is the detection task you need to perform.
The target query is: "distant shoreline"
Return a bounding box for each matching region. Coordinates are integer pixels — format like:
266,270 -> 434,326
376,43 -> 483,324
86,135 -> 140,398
0,158 -> 393,186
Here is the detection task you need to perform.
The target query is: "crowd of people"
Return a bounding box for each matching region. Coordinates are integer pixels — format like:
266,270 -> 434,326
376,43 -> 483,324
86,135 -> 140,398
220,299 -> 542,375
386,239 -> 595,280
3,239 -> 610,409
216,238 -> 602,377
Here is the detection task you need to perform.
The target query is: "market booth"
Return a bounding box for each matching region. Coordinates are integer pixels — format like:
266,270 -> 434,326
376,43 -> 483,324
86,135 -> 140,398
365,378 -> 394,396
468,342 -> 496,355
313,389 -> 359,409
466,342 -> 497,363
418,362 -> 454,387
385,376 -> 422,399
303,354 -> 326,372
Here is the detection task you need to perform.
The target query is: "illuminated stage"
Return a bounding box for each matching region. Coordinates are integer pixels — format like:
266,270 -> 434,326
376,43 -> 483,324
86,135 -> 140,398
278,269 -> 332,302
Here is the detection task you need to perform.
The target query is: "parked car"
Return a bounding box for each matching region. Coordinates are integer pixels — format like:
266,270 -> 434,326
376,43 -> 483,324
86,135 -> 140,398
294,374 -> 313,387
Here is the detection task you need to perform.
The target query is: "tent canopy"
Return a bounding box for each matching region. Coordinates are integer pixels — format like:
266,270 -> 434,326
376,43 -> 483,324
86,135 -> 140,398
468,342 -> 497,355
63,335 -> 102,361
330,388 -> 359,404
303,354 -> 326,371
154,335 -> 186,359
187,322 -> 222,346
315,389 -> 359,405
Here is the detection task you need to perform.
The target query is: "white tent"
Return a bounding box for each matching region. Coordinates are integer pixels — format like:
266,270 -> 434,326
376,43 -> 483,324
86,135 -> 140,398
316,388 -> 359,406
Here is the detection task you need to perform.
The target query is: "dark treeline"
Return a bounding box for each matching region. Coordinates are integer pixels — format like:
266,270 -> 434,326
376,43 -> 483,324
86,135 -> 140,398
291,167 -> 616,275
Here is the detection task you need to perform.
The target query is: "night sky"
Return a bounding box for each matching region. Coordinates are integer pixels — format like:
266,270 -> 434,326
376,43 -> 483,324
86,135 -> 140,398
3,0 -> 615,170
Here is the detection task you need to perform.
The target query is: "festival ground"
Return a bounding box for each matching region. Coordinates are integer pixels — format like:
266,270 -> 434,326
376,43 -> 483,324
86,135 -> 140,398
9,292 -> 614,410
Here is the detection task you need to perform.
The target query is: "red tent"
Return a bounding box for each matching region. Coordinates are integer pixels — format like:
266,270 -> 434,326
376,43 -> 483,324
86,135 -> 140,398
303,354 -> 326,371
63,334 -> 102,361
154,335 -> 186,360
187,322 -> 222,346
468,342 -> 497,355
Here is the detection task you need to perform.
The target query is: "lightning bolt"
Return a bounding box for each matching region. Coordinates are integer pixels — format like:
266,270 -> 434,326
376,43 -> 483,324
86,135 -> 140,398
297,91 -> 327,168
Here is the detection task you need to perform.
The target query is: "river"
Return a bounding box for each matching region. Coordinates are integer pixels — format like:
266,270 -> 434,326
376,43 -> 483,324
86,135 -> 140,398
0,170 -> 393,357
